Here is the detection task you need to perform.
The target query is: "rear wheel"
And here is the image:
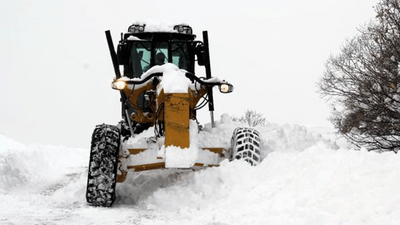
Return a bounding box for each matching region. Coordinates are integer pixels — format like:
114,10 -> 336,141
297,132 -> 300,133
231,127 -> 261,166
86,124 -> 120,207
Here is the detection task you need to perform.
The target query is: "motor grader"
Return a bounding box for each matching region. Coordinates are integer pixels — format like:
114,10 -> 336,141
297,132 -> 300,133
86,23 -> 261,207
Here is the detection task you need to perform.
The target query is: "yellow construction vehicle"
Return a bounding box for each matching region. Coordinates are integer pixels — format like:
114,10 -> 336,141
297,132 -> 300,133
86,23 -> 261,207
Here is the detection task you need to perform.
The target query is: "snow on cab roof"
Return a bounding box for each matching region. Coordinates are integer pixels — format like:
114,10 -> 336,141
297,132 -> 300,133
127,20 -> 192,34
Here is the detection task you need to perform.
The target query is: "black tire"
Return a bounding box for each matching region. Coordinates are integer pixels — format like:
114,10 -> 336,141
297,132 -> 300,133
231,127 -> 261,166
86,124 -> 120,207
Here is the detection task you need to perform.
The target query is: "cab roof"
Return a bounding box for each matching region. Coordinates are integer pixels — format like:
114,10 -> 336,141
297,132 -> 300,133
123,24 -> 196,41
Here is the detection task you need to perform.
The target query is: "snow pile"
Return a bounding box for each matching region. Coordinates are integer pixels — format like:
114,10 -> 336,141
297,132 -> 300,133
159,63 -> 191,93
0,136 -> 87,194
1,119 -> 400,224
198,114 -> 338,159
146,147 -> 399,224
0,133 -> 26,152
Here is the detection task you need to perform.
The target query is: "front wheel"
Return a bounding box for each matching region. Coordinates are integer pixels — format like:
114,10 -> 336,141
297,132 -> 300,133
86,124 -> 120,207
230,127 -> 261,166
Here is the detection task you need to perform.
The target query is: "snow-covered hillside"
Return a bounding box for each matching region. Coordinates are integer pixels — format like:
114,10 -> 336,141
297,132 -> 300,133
1,118 -> 400,225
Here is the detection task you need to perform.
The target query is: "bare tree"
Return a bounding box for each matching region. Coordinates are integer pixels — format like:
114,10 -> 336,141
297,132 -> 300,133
318,0 -> 400,152
232,110 -> 266,127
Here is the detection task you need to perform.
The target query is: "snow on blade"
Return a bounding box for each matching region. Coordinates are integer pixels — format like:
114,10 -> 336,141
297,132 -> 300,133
165,120 -> 220,168
165,120 -> 198,168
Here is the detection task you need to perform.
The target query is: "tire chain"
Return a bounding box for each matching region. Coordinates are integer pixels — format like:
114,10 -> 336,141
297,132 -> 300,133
231,127 -> 261,166
86,124 -> 120,207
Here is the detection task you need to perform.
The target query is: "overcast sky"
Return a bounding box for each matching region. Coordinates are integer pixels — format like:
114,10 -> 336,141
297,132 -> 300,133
0,0 -> 378,148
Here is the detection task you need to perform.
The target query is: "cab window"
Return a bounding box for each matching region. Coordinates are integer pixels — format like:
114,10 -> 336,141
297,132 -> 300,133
130,42 -> 151,77
172,43 -> 190,71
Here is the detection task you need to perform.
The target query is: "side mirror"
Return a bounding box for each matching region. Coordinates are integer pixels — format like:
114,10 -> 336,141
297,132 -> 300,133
219,83 -> 234,94
195,45 -> 205,66
117,42 -> 130,65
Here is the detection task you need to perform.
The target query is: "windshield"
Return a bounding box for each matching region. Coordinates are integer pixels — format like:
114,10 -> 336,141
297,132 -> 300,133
129,41 -> 191,78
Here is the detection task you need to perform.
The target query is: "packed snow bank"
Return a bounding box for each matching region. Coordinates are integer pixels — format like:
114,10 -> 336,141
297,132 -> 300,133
0,133 -> 26,152
116,144 -> 400,225
0,135 -> 87,194
1,118 -> 400,224
198,114 -> 338,159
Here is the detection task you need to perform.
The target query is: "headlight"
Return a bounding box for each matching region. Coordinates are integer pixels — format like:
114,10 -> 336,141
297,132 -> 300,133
173,24 -> 193,34
128,24 -> 145,33
219,83 -> 234,93
111,79 -> 127,90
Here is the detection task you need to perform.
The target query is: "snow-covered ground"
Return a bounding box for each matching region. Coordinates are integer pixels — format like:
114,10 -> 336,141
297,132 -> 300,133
1,118 -> 400,225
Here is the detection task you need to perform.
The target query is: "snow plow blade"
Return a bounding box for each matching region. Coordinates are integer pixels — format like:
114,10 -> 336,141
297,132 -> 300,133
116,147 -> 224,182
